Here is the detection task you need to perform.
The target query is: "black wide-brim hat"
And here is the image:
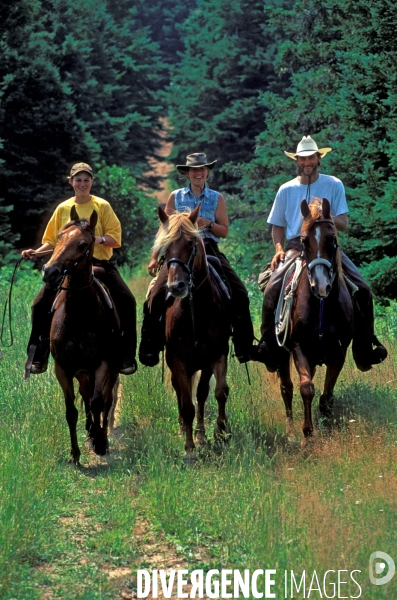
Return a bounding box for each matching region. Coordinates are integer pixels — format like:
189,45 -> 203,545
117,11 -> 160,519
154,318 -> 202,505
176,153 -> 217,174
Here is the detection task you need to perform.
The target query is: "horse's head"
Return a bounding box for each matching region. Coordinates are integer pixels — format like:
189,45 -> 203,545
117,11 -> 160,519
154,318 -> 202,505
42,207 -> 97,287
300,198 -> 339,299
155,204 -> 204,299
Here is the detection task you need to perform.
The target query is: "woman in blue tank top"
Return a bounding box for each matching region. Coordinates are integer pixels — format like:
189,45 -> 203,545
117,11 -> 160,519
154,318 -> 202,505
140,153 -> 255,366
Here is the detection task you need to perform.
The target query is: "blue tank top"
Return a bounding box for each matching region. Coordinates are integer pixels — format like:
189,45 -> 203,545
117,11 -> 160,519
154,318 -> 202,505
174,185 -> 220,243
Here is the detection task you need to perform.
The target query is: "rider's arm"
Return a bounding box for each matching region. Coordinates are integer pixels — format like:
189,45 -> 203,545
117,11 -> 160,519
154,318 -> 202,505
270,225 -> 286,271
94,235 -> 118,247
21,242 -> 54,260
197,193 -> 228,238
332,213 -> 348,232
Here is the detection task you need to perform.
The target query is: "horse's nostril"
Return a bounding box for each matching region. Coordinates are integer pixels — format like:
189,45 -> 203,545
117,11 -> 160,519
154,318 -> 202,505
177,281 -> 186,290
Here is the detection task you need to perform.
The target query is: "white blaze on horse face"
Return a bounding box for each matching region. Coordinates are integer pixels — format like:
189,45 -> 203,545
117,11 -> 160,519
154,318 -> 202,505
314,225 -> 329,297
67,229 -> 79,239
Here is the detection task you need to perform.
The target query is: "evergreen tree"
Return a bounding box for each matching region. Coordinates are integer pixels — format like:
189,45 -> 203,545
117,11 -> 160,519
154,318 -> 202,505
166,0 -> 289,190
239,0 -> 397,301
0,0 -> 164,250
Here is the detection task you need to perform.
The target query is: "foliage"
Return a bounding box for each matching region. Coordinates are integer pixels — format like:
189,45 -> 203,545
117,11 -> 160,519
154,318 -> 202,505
1,270 -> 397,597
166,0 -> 290,190
0,0 -> 164,249
95,163 -> 159,267
237,0 -> 397,300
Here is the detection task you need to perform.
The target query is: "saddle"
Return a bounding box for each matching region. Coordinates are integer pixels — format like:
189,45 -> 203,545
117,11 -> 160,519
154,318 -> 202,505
207,256 -> 231,302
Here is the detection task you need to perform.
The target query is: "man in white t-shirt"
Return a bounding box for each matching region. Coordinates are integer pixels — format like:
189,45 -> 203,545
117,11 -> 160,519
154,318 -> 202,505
255,135 -> 387,372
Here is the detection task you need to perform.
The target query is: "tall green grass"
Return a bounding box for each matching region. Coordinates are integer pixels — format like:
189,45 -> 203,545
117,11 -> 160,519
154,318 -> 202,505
0,266 -> 396,598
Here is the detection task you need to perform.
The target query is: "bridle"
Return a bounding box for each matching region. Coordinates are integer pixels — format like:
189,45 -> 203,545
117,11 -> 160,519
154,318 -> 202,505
166,237 -> 198,293
300,217 -> 339,343
49,224 -> 95,291
301,218 -> 338,293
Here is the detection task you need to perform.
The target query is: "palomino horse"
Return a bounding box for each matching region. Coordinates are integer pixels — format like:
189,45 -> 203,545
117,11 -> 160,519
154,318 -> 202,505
42,206 -> 120,464
277,198 -> 354,441
153,205 -> 232,461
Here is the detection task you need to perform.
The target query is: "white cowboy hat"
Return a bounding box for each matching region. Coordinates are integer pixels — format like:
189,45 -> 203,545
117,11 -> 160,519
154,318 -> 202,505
284,136 -> 332,160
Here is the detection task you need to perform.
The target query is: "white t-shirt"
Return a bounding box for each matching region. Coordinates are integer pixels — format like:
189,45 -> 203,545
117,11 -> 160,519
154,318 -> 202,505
267,173 -> 349,240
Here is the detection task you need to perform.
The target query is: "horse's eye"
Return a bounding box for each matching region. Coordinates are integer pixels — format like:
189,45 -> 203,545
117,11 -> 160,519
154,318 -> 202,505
78,241 -> 89,250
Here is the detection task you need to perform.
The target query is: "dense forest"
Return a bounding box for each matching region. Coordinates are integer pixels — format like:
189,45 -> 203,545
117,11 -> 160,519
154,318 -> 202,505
1,0 -> 397,299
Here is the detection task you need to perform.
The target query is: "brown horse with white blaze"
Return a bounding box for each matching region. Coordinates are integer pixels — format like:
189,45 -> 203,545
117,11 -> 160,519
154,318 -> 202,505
42,206 -> 120,464
152,205 -> 232,461
277,198 -> 354,441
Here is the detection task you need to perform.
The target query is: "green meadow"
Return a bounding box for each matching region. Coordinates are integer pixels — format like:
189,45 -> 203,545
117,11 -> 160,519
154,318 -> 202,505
0,266 -> 396,599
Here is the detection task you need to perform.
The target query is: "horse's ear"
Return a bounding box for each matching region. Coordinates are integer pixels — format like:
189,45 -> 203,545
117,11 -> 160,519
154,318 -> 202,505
70,205 -> 80,221
90,210 -> 98,231
322,198 -> 331,218
301,200 -> 310,218
158,205 -> 168,224
189,203 -> 201,225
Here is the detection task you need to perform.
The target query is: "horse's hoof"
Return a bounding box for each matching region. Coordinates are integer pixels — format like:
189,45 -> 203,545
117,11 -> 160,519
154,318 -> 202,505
214,421 -> 231,442
195,431 -> 208,447
301,436 -> 315,447
183,452 -> 198,465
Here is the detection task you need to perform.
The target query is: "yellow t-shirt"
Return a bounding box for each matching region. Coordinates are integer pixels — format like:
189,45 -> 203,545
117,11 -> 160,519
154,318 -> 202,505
42,196 -> 121,261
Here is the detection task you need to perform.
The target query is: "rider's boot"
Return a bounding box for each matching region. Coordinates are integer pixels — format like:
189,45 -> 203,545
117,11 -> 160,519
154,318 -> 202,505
352,334 -> 388,372
119,331 -> 137,375
25,337 -> 50,375
138,302 -> 165,367
250,339 -> 280,373
232,315 -> 254,364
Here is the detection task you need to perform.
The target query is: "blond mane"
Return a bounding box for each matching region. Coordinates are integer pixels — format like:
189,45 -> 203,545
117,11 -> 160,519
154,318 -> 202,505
153,211 -> 202,255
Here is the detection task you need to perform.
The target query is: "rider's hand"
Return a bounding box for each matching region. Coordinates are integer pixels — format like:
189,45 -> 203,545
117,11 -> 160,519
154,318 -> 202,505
270,249 -> 285,271
21,249 -> 36,260
148,257 -> 159,278
197,217 -> 210,229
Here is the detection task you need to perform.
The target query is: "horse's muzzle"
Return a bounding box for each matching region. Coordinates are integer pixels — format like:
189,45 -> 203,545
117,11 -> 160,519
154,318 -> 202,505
166,281 -> 189,299
42,264 -> 63,286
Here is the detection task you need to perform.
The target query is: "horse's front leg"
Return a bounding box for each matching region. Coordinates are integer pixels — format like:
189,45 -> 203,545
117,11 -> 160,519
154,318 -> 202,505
195,368 -> 212,446
292,345 -> 315,440
278,350 -> 294,438
171,366 -> 196,460
212,355 -> 230,441
319,350 -> 346,418
54,362 -> 80,465
90,362 -> 118,456
75,372 -> 93,434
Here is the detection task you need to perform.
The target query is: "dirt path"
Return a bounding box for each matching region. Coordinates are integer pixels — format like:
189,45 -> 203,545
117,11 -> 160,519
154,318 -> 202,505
145,117 -> 173,206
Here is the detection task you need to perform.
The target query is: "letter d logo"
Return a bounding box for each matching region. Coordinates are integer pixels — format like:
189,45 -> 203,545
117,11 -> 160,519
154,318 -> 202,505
369,551 -> 395,585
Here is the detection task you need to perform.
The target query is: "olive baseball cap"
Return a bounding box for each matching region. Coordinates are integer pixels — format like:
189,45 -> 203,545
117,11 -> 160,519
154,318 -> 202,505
69,162 -> 94,177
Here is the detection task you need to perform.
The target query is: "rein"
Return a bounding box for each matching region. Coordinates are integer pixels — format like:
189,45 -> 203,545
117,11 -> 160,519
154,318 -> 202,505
1,249 -> 53,347
167,239 -> 200,345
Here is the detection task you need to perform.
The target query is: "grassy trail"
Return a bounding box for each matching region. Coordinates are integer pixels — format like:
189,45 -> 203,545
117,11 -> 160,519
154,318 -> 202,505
0,268 -> 396,599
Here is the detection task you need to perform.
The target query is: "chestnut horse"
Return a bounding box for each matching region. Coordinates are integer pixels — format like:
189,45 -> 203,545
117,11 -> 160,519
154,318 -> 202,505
42,206 -> 120,464
277,198 -> 354,441
153,205 -> 232,461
